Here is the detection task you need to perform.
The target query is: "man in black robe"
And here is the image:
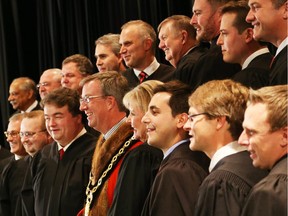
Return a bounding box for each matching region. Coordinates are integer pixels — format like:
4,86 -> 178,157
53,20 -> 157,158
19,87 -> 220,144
30,87 -> 97,216
157,15 -> 208,86
141,81 -> 210,216
119,20 -> 174,89
184,79 -> 268,216
239,85 -> 287,216
217,1 -> 272,89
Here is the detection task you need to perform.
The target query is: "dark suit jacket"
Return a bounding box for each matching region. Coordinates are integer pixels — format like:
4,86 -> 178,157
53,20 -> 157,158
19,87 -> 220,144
173,44 -> 208,85
233,52 -> 272,89
189,37 -> 241,91
270,45 -> 287,85
141,141 -> 210,216
0,147 -> 12,161
121,63 -> 175,89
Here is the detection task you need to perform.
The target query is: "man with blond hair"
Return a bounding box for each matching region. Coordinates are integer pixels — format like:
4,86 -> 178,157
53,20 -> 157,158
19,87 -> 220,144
239,85 -> 287,215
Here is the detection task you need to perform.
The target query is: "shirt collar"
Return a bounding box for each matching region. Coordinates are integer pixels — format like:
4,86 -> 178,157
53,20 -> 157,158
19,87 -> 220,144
275,37 -> 288,57
209,141 -> 247,172
242,48 -> 270,69
22,100 -> 38,113
133,57 -> 160,77
57,127 -> 87,151
163,139 -> 189,159
103,117 -> 127,141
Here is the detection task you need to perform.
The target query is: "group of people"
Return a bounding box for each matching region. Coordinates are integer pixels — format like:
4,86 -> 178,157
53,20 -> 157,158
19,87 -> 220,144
0,0 -> 287,215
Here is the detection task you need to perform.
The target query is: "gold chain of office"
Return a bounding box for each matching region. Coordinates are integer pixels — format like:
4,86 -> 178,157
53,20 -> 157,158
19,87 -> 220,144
84,136 -> 135,216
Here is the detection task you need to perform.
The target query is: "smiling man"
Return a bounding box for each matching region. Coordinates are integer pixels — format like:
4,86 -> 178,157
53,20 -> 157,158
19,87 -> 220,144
141,80 -> 209,216
184,79 -> 268,216
238,85 -> 287,216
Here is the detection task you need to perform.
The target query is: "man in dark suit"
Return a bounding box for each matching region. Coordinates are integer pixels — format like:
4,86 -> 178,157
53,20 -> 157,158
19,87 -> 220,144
30,87 -> 97,216
217,1 -> 272,89
184,80 -> 268,216
119,20 -> 174,88
246,0 -> 287,85
189,0 -> 241,91
157,15 -> 208,86
141,80 -> 210,216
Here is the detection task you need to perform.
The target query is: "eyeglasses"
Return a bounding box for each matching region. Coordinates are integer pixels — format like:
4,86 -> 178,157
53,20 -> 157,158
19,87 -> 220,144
19,130 -> 47,138
4,131 -> 20,138
80,95 -> 104,104
188,112 -> 210,122
36,82 -> 49,89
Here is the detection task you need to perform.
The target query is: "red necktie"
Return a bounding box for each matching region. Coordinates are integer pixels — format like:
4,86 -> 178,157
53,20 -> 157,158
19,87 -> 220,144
139,71 -> 147,83
59,148 -> 64,160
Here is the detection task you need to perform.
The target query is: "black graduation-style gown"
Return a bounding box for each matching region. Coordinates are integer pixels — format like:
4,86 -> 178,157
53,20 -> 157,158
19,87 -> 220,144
270,45 -> 288,85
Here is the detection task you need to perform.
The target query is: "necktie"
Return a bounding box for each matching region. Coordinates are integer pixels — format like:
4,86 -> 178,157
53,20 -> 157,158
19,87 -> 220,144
59,148 -> 64,160
139,71 -> 147,83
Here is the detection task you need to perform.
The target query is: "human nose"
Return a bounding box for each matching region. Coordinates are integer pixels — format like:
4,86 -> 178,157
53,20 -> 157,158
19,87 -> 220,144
119,45 -> 126,55
158,39 -> 165,50
183,120 -> 191,132
141,112 -> 150,124
238,130 -> 249,147
79,101 -> 87,111
96,58 -> 102,66
190,14 -> 197,25
246,9 -> 253,23
216,34 -> 223,46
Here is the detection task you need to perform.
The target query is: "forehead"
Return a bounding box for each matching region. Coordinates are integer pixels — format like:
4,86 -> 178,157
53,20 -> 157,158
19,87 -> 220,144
193,0 -> 212,11
8,120 -> 21,130
243,103 -> 269,127
21,117 -> 41,129
149,92 -> 171,108
82,80 -> 102,95
62,62 -> 79,73
221,13 -> 237,28
44,104 -> 69,115
95,44 -> 114,55
120,26 -> 140,40
188,106 -> 201,114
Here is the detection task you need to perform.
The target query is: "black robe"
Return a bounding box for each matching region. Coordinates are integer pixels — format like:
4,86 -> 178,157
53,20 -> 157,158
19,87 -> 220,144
0,147 -> 12,161
232,52 -> 272,89
141,141 -> 210,216
195,151 -> 269,216
270,45 -> 288,85
173,44 -> 208,85
189,37 -> 241,91
108,143 -> 163,216
121,63 -> 175,89
31,132 -> 96,216
241,155 -> 287,216
0,156 -> 30,216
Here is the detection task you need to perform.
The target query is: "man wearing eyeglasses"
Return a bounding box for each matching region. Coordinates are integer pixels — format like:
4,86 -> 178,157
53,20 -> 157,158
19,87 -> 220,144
0,113 -> 28,216
183,79 -> 268,216
37,68 -> 62,100
28,87 -> 97,216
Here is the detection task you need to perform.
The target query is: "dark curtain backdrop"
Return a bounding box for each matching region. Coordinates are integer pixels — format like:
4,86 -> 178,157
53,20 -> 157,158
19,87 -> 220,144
0,0 -> 193,146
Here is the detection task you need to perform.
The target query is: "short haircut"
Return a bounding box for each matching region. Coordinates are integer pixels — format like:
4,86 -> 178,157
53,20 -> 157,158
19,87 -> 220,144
62,54 -> 94,76
9,113 -> 25,122
123,80 -> 163,113
95,33 -> 121,55
121,20 -> 157,54
220,1 -> 252,34
189,79 -> 249,140
41,87 -> 82,117
23,110 -> 46,131
273,0 -> 286,9
207,0 -> 238,9
248,85 -> 287,132
80,71 -> 130,112
153,80 -> 192,117
158,15 -> 197,39
11,77 -> 37,97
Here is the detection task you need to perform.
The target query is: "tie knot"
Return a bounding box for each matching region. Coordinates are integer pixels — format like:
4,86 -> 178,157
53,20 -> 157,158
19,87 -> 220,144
59,148 -> 65,160
139,71 -> 147,83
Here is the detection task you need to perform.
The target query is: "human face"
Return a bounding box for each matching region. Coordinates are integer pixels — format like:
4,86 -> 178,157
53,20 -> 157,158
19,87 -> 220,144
119,26 -> 148,69
246,0 -> 286,46
44,104 -> 82,146
61,62 -> 84,91
8,82 -> 33,111
6,120 -> 26,156
238,103 -> 287,169
183,106 -> 217,157
190,0 -> 221,42
217,13 -> 248,65
142,92 -> 180,152
158,22 -> 184,67
95,44 -> 123,72
38,72 -> 61,99
126,101 -> 147,142
20,117 -> 50,156
80,80 -> 108,133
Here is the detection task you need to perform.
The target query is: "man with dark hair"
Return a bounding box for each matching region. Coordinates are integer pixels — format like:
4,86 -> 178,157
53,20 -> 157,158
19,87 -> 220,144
119,20 -> 174,88
189,0 -> 241,91
217,0 -> 272,88
246,0 -> 287,85
141,80 -> 210,215
184,79 -> 268,216
239,85 -> 287,215
31,87 -> 96,216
